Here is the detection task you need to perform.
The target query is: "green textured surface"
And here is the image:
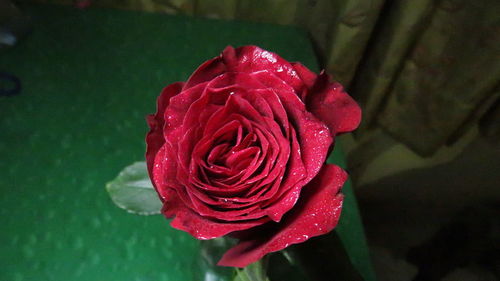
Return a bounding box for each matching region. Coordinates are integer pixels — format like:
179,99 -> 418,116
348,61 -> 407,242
0,5 -> 374,281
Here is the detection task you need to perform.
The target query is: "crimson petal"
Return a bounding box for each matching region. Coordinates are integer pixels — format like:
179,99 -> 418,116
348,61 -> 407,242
291,62 -> 317,100
306,72 -> 361,135
217,164 -> 347,267
162,188 -> 269,240
146,82 -> 184,178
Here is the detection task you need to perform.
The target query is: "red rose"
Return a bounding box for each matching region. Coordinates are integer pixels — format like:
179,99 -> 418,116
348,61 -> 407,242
146,46 -> 361,267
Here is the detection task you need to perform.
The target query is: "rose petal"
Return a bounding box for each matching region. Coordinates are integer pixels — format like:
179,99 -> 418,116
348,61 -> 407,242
286,105 -> 332,183
163,81 -> 209,143
259,127 -> 305,221
161,188 -> 269,240
186,188 -> 265,220
152,144 -> 186,204
184,57 -> 226,89
175,90 -> 299,222
251,71 -> 333,183
186,46 -> 308,95
291,62 -> 316,88
198,72 -> 290,140
146,82 -> 184,178
181,72 -> 330,223
217,164 -> 347,267
291,62 -> 317,100
249,88 -> 290,140
306,72 -> 361,135
223,46 -> 306,93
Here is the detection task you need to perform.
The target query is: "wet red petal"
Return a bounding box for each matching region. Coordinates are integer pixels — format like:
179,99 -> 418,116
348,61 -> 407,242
146,82 -> 184,178
184,56 -> 226,89
162,189 -> 269,239
306,72 -> 361,135
221,46 -> 305,93
218,164 -> 347,267
291,62 -> 317,100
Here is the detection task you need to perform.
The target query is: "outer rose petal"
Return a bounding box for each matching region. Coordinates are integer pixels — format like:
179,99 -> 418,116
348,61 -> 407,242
222,46 -> 305,93
186,46 -> 307,94
291,62 -> 316,88
291,62 -> 317,100
218,164 -> 347,267
161,188 -> 268,240
146,82 -> 184,178
184,57 -> 226,89
306,72 -> 361,135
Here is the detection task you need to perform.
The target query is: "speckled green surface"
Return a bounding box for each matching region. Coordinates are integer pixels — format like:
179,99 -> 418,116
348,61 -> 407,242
0,5 -> 374,281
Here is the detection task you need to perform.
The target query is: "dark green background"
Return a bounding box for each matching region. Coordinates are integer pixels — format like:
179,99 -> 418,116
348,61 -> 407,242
0,5 -> 374,281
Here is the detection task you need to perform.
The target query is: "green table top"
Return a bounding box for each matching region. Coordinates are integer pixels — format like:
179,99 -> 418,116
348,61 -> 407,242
0,4 -> 375,281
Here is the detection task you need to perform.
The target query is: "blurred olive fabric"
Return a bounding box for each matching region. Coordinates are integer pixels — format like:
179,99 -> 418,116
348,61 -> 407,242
23,0 -> 500,155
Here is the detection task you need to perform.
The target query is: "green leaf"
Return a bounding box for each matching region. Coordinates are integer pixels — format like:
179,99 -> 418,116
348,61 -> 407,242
328,147 -> 376,281
105,162 -> 162,215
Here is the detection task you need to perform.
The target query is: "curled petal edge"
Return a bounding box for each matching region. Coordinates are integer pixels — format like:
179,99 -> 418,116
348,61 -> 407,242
306,72 -> 361,135
146,82 -> 184,179
217,164 -> 347,267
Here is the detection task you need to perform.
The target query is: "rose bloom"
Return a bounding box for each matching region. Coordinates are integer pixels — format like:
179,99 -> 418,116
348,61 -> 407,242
146,46 -> 361,267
